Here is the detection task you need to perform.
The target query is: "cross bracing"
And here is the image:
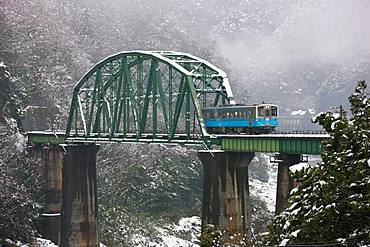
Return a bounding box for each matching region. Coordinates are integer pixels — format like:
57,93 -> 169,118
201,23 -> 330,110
65,51 -> 235,144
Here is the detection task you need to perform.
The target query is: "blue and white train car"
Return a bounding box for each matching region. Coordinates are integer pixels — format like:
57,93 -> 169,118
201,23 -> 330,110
202,103 -> 279,134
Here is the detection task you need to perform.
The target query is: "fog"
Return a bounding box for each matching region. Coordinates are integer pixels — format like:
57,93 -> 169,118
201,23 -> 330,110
219,1 -> 370,70
3,0 -> 370,113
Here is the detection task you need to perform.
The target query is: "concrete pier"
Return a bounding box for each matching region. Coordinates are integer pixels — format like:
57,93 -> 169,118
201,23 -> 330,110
275,153 -> 302,215
59,144 -> 100,247
198,150 -> 254,243
32,144 -> 63,244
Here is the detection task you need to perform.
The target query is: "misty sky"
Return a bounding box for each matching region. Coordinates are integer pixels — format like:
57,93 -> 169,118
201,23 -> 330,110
4,0 -> 370,112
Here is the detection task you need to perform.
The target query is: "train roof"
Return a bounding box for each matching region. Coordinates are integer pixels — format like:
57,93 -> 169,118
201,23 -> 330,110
202,103 -> 278,111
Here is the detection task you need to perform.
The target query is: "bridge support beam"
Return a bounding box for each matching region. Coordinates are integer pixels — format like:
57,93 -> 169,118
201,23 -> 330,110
59,144 -> 100,247
275,153 -> 302,215
32,144 -> 63,244
198,150 -> 254,244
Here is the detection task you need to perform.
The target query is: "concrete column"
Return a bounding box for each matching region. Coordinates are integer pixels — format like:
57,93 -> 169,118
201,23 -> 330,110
275,153 -> 302,215
59,144 -> 100,247
31,144 -> 63,244
198,150 -> 254,243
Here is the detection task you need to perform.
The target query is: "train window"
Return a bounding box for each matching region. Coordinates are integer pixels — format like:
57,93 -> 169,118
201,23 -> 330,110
235,111 -> 238,118
271,106 -> 278,117
209,112 -> 215,119
265,109 -> 270,117
226,112 -> 230,118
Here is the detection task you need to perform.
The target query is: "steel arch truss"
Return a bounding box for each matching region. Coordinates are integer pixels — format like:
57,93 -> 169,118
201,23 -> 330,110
65,51 -> 235,145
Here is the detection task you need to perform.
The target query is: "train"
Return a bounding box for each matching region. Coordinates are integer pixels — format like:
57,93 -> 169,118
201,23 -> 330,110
202,103 -> 279,134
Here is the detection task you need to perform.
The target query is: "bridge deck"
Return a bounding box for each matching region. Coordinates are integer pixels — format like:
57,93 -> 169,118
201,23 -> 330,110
27,131 -> 328,155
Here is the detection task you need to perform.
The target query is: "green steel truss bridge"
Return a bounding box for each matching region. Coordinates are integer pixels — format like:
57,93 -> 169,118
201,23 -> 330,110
28,51 -> 328,154
65,51 -> 235,146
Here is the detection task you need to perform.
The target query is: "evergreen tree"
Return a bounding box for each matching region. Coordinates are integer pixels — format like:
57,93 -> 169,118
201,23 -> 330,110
267,81 -> 370,245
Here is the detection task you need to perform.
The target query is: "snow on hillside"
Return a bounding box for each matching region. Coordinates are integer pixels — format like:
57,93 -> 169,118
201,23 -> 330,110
5,238 -> 57,247
32,238 -> 58,247
130,216 -> 201,247
250,155 -> 278,213
249,154 -> 322,213
12,238 -> 107,247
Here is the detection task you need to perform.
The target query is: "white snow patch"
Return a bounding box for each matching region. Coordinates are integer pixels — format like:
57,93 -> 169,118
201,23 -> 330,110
337,238 -> 347,243
318,180 -> 327,186
8,238 -> 58,247
280,238 -> 289,246
291,110 -> 306,116
159,233 -> 196,247
283,221 -> 290,230
33,238 -> 58,247
42,213 -> 61,217
312,112 -> 325,122
291,229 -> 300,237
249,155 -> 277,212
325,203 -> 336,209
150,216 -> 201,247
332,113 -> 340,119
291,208 -> 301,216
290,188 -> 298,195
289,163 -> 309,173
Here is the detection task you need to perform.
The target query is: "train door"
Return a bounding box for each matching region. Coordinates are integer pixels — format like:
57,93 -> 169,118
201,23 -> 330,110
247,110 -> 252,127
265,106 -> 271,120
257,106 -> 265,120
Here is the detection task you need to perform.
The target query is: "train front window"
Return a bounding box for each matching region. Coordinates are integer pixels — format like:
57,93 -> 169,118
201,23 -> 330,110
265,109 -> 270,117
258,106 -> 264,117
271,106 -> 278,117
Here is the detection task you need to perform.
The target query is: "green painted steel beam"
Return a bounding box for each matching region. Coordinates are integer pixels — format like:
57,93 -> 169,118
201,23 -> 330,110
27,131 -> 66,145
220,135 -> 327,155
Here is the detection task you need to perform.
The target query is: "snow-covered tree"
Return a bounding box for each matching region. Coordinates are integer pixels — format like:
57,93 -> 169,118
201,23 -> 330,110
0,64 -> 41,245
0,62 -> 24,122
267,81 -> 370,245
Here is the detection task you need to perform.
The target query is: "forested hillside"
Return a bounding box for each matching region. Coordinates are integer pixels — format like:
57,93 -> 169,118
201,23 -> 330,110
1,0 -> 369,245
